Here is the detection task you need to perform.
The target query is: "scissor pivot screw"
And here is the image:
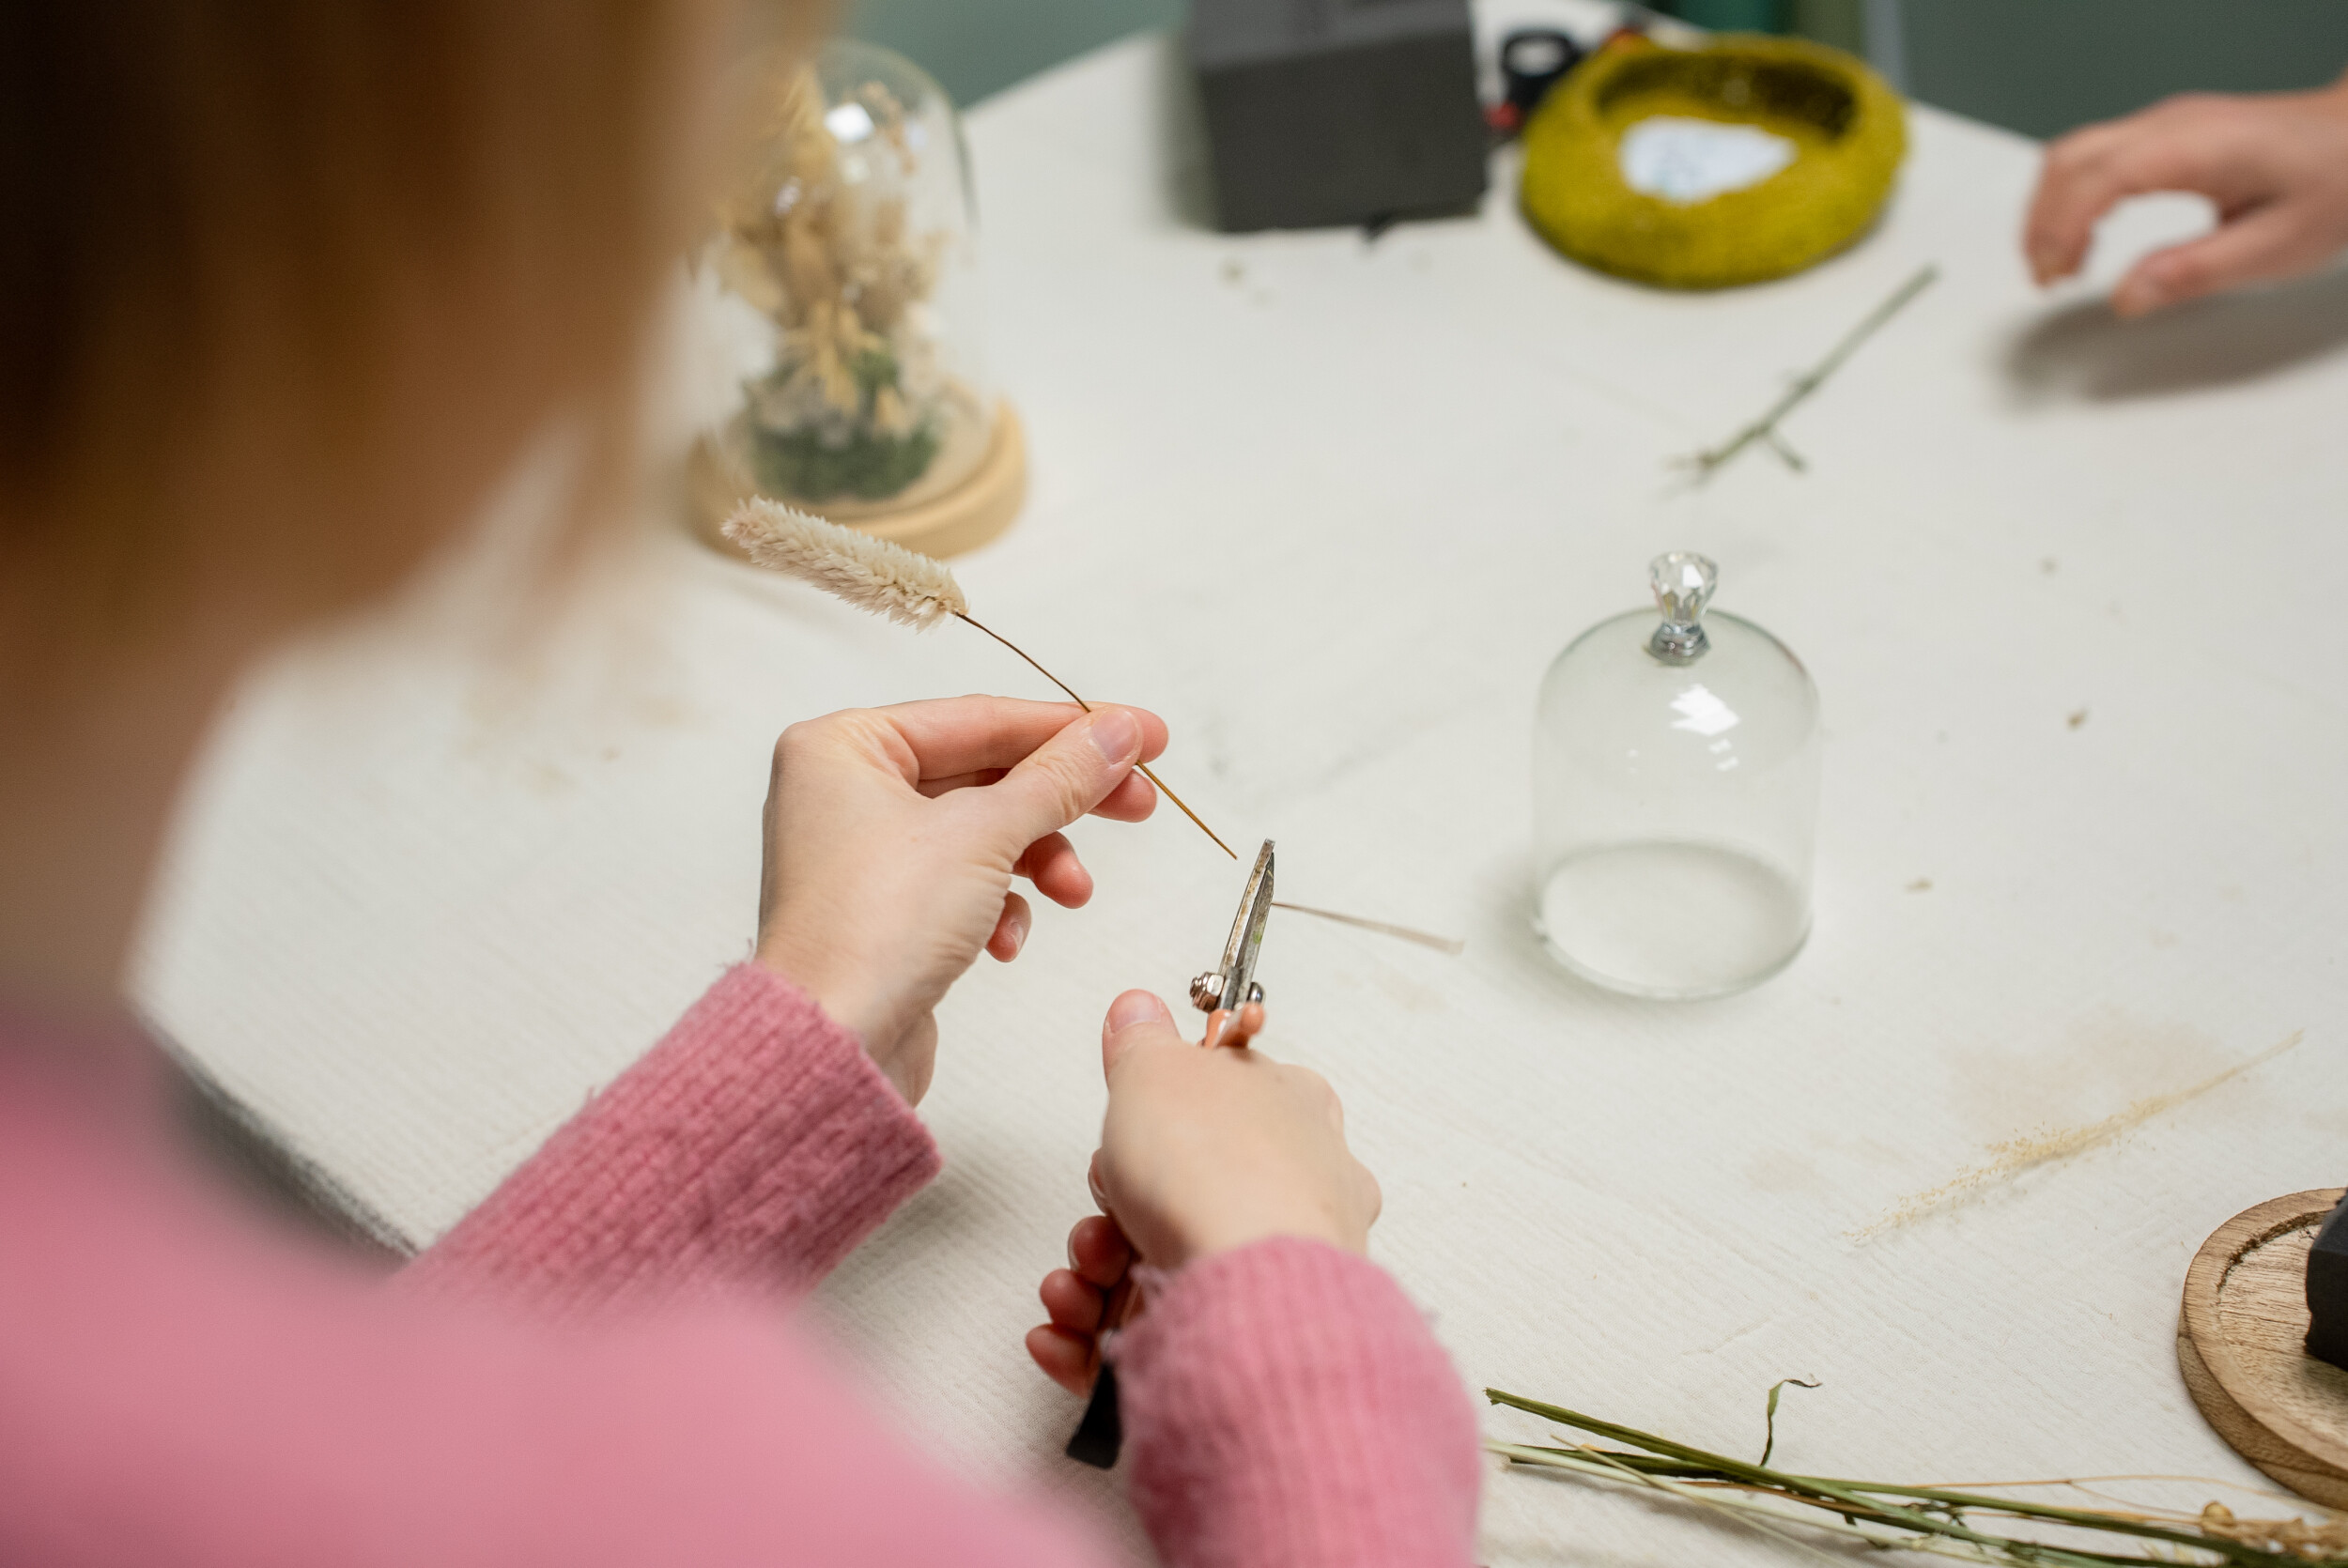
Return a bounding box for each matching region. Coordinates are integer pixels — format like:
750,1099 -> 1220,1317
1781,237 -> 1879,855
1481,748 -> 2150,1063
1244,981 -> 1264,1006
1190,972 -> 1225,1011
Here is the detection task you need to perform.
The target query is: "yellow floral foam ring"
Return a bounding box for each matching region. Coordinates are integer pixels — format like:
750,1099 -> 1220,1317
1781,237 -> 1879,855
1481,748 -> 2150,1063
1520,33 -> 1906,290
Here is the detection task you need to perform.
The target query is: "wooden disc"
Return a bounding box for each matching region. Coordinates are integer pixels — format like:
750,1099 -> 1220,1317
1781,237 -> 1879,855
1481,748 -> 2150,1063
2177,1189 -> 2348,1507
688,398 -> 1027,561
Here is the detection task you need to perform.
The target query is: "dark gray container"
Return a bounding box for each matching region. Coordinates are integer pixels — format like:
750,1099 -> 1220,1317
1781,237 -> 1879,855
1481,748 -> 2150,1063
2309,1195 -> 2348,1370
1190,0 -> 1489,232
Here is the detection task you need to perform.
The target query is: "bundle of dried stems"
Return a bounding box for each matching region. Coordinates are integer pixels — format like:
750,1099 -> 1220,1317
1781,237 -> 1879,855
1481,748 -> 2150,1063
723,499 -> 1235,858
1487,1388 -> 2348,1567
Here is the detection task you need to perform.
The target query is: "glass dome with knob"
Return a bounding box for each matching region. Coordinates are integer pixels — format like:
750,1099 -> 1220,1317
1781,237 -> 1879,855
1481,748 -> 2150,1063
1532,552 -> 1819,999
690,38 -> 1026,560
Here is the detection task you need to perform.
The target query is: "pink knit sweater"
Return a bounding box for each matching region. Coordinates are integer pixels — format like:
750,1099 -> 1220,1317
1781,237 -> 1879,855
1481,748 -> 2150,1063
0,964 -> 1479,1566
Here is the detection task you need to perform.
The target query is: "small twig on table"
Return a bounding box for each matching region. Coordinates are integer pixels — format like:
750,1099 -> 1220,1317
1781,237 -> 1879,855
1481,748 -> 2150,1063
1677,263 -> 1939,483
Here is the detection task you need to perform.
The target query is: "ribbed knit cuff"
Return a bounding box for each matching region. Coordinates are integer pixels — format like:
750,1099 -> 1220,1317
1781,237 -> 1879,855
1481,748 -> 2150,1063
406,964 -> 939,1310
1116,1237 -> 1481,1568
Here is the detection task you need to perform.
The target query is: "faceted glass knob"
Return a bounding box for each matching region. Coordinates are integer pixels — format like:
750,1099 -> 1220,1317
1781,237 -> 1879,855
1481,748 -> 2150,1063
1648,551 -> 1718,664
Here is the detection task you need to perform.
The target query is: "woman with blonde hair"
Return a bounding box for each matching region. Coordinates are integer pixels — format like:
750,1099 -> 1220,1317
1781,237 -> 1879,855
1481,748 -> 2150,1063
0,4 -> 1477,1563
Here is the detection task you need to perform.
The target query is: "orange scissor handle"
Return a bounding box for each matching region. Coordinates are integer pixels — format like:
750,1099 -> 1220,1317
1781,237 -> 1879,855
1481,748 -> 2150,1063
1199,1003 -> 1266,1051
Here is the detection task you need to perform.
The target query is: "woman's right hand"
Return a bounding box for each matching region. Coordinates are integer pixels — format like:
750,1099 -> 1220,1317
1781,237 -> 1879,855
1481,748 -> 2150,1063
1026,990 -> 1382,1392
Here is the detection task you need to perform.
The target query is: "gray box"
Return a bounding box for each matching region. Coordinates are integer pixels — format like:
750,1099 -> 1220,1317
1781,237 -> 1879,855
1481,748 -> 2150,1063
2309,1195 -> 2348,1370
1190,0 -> 1490,232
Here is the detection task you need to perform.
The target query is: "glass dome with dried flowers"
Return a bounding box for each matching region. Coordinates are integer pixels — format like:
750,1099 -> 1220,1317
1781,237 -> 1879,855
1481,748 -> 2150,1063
690,39 -> 1024,558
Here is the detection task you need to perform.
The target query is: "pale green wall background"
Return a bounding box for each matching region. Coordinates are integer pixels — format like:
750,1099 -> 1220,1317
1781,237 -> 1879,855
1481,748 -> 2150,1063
841,0 -> 1182,108
844,0 -> 2348,139
1897,0 -> 2348,141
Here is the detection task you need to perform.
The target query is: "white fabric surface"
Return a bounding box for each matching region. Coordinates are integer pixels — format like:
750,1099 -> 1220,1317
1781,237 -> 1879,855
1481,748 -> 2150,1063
1619,117 -> 1799,204
139,5 -> 2348,1559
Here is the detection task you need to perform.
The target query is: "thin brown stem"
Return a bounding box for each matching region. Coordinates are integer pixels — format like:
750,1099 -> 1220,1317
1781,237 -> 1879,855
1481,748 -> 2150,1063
954,613 -> 1236,860
1270,900 -> 1464,955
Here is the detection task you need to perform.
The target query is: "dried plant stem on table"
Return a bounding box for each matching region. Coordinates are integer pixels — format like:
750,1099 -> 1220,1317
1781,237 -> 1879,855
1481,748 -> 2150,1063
722,499 -> 1235,858
1269,900 -> 1463,955
1486,1388 -> 2348,1566
1677,263 -> 1939,483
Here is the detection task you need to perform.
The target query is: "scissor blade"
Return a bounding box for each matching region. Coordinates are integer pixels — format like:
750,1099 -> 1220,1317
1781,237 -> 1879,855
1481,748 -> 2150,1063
1219,839 -> 1274,1011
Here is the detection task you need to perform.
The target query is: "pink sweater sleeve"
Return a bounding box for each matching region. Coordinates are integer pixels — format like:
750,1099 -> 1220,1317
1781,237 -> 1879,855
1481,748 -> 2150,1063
0,971 -> 1482,1567
1120,1238 -> 1484,1568
404,962 -> 939,1304
403,961 -> 1483,1564
400,961 -> 1483,1565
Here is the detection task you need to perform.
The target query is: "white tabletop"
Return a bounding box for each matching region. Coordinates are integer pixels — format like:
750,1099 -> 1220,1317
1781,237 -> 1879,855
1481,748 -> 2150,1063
140,5 -> 2348,1559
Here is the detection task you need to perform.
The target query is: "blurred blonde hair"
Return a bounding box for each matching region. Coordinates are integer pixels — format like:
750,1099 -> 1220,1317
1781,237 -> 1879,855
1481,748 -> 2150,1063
0,1 -> 824,645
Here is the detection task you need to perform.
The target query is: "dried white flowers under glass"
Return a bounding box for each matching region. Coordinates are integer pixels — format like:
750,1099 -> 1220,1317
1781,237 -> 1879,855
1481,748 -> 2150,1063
691,40 -> 1025,558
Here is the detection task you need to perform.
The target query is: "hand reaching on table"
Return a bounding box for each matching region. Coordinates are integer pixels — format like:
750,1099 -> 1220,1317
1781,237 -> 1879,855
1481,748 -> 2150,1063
754,697 -> 1166,1105
2023,75 -> 2348,316
1027,990 -> 1382,1392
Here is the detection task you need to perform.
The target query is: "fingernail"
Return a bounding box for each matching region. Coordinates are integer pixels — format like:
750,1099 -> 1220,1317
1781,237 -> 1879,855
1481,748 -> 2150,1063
1087,708 -> 1141,763
1105,990 -> 1169,1036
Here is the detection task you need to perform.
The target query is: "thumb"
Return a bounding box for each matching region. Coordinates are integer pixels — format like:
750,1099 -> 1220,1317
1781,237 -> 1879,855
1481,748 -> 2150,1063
983,706 -> 1144,855
1100,989 -> 1176,1080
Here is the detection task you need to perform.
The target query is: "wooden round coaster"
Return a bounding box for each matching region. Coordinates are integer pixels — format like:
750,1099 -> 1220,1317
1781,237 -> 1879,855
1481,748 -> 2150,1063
2178,1189 -> 2348,1508
688,397 -> 1027,561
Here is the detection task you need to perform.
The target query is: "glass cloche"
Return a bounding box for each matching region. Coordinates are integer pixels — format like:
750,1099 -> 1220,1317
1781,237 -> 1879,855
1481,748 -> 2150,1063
1532,553 -> 1820,998
690,39 -> 1024,557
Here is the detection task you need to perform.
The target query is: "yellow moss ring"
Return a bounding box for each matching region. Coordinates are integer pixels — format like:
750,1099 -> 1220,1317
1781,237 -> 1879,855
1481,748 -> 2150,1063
1520,35 -> 1906,289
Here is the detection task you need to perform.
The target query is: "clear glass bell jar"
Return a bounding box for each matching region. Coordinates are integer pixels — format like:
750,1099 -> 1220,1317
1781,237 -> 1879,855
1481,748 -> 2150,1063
1532,553 -> 1820,999
691,38 -> 996,526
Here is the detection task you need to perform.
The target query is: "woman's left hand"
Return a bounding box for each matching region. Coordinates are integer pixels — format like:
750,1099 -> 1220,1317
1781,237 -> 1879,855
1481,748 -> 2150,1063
1030,1212 -> 1137,1394
754,696 -> 1166,1105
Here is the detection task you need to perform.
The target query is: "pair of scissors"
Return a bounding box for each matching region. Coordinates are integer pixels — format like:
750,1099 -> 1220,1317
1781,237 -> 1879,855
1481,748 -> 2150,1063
1066,838 -> 1276,1469
1190,838 -> 1274,1050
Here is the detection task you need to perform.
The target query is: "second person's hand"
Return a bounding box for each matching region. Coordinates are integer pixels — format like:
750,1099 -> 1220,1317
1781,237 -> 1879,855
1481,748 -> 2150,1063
2024,77 -> 2348,316
754,696 -> 1166,1104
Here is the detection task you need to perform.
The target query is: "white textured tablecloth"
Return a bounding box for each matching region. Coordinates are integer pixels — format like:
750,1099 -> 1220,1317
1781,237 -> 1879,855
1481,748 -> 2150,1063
139,5 -> 2348,1559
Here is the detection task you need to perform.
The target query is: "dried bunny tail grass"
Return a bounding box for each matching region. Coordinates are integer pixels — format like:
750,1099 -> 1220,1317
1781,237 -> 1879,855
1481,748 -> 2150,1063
722,496 -> 1238,860
722,498 -> 967,629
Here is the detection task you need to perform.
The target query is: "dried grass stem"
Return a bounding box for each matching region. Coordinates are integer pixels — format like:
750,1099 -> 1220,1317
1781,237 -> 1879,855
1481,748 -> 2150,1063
723,499 -> 1233,860
1268,900 -> 1463,954
954,613 -> 1236,860
1679,263 -> 1938,482
1486,1389 -> 2346,1567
